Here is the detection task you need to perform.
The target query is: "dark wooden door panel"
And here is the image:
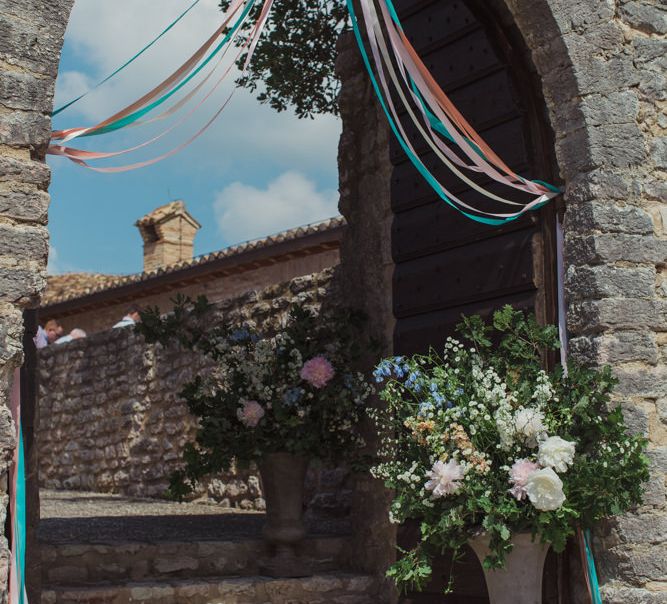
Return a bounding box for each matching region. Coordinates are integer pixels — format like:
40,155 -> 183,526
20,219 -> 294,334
397,0 -> 479,53
391,202 -> 534,263
394,292 -> 536,355
389,0 -> 560,601
393,229 -> 535,317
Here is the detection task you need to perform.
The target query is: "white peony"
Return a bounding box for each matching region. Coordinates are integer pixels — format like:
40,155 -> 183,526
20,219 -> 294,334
513,407 -> 547,447
425,460 -> 465,498
538,436 -> 576,472
525,467 -> 566,511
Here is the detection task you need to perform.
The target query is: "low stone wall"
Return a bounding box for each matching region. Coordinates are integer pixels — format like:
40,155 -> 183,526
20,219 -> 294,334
37,270 -> 351,514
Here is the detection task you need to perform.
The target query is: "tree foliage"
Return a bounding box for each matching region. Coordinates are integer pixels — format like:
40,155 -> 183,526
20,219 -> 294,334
220,0 -> 349,118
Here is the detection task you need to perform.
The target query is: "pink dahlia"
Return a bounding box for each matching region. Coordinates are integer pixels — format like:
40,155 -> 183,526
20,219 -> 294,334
237,400 -> 265,428
300,356 -> 335,389
508,458 -> 540,501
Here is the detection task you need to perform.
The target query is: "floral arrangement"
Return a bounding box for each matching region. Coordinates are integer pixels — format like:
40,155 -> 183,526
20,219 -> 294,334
138,298 -> 372,498
370,306 -> 648,593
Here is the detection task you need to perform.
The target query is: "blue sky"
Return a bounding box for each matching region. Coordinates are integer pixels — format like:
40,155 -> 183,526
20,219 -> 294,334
48,0 -> 341,275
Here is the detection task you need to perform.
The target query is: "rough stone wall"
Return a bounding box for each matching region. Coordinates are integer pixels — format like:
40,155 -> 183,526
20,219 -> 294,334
333,29 -> 397,598
38,271 -> 351,515
0,1 -> 74,601
42,249 -> 341,336
496,2 -> 667,601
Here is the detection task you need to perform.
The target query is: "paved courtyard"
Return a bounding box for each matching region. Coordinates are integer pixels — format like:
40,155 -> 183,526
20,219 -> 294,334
39,489 -> 348,544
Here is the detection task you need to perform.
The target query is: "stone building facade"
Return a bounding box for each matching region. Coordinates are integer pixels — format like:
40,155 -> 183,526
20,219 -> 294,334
39,206 -> 344,335
0,0 -> 665,603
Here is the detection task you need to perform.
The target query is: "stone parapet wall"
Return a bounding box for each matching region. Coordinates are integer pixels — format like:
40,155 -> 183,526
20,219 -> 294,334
37,270 -> 351,514
41,249 -> 340,336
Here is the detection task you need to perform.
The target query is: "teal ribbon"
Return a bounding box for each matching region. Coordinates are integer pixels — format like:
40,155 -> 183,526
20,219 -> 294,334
14,422 -> 27,604
52,0 -> 202,117
78,0 -> 255,138
349,0 -> 561,223
347,0 -> 547,225
584,529 -> 603,604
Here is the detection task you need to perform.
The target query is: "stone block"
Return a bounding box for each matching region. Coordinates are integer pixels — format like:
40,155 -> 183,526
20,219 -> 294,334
564,200 -> 652,234
0,156 -> 50,187
0,70 -> 53,113
566,266 -> 655,300
615,367 -> 667,399
617,513 -> 667,545
153,556 -> 199,574
0,111 -> 51,147
570,331 -> 658,365
568,299 -> 667,334
567,233 -> 667,266
0,189 -> 50,224
621,1 -> 667,35
0,266 -> 44,304
0,224 -> 48,262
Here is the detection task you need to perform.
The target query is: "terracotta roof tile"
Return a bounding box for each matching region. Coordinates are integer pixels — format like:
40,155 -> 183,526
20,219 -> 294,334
42,216 -> 345,307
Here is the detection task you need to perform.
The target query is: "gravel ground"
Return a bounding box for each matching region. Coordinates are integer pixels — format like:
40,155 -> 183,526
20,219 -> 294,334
39,490 -> 349,545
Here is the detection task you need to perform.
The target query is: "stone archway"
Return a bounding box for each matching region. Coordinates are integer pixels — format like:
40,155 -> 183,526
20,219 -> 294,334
0,0 -> 664,602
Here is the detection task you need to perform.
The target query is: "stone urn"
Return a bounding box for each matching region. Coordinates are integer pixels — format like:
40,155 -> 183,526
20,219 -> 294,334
468,532 -> 549,604
258,452 -> 311,577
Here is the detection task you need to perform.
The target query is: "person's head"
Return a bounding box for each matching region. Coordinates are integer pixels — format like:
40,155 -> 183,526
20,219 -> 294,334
70,328 -> 87,340
44,319 -> 63,343
125,304 -> 142,323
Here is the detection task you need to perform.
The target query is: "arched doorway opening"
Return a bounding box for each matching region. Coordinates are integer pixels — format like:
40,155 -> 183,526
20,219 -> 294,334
2,1 -> 664,603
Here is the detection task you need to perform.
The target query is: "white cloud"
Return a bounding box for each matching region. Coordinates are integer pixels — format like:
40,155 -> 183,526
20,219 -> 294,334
53,0 -> 341,176
53,70 -> 93,110
213,171 -> 339,243
47,245 -> 60,275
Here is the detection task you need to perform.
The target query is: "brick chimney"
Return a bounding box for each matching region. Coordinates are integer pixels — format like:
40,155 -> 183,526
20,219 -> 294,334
135,201 -> 201,272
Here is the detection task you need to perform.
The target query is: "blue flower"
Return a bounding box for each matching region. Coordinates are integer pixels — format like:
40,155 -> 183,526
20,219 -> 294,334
229,328 -> 251,343
418,402 -> 434,416
455,387 -> 464,397
283,387 -> 304,406
394,363 -> 408,378
432,392 -> 446,407
373,360 -> 393,383
343,373 -> 355,389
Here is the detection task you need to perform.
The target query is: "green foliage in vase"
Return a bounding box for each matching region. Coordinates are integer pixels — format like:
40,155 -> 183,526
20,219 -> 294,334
218,0 -> 348,118
371,306 -> 649,594
138,297 -> 372,499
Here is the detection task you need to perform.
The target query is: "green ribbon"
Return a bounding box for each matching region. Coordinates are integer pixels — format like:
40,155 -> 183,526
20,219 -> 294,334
584,529 -> 603,604
347,0 -> 547,225
384,0 -> 561,196
80,0 -> 256,138
52,0 -> 202,117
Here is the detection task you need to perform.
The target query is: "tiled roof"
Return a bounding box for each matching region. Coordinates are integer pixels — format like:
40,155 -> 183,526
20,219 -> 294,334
42,273 -> 121,306
42,216 -> 345,307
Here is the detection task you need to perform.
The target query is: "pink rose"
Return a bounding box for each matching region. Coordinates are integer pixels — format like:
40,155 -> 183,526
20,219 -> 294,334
300,356 -> 335,389
237,400 -> 265,428
508,458 -> 540,501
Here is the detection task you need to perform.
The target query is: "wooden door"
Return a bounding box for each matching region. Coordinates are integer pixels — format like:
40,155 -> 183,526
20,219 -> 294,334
389,0 -> 561,601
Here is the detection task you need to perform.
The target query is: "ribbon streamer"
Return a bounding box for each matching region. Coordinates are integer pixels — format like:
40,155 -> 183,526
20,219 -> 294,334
350,0 -> 561,224
50,0 -> 275,172
8,370 -> 28,604
52,0 -> 202,117
52,0 -> 253,144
